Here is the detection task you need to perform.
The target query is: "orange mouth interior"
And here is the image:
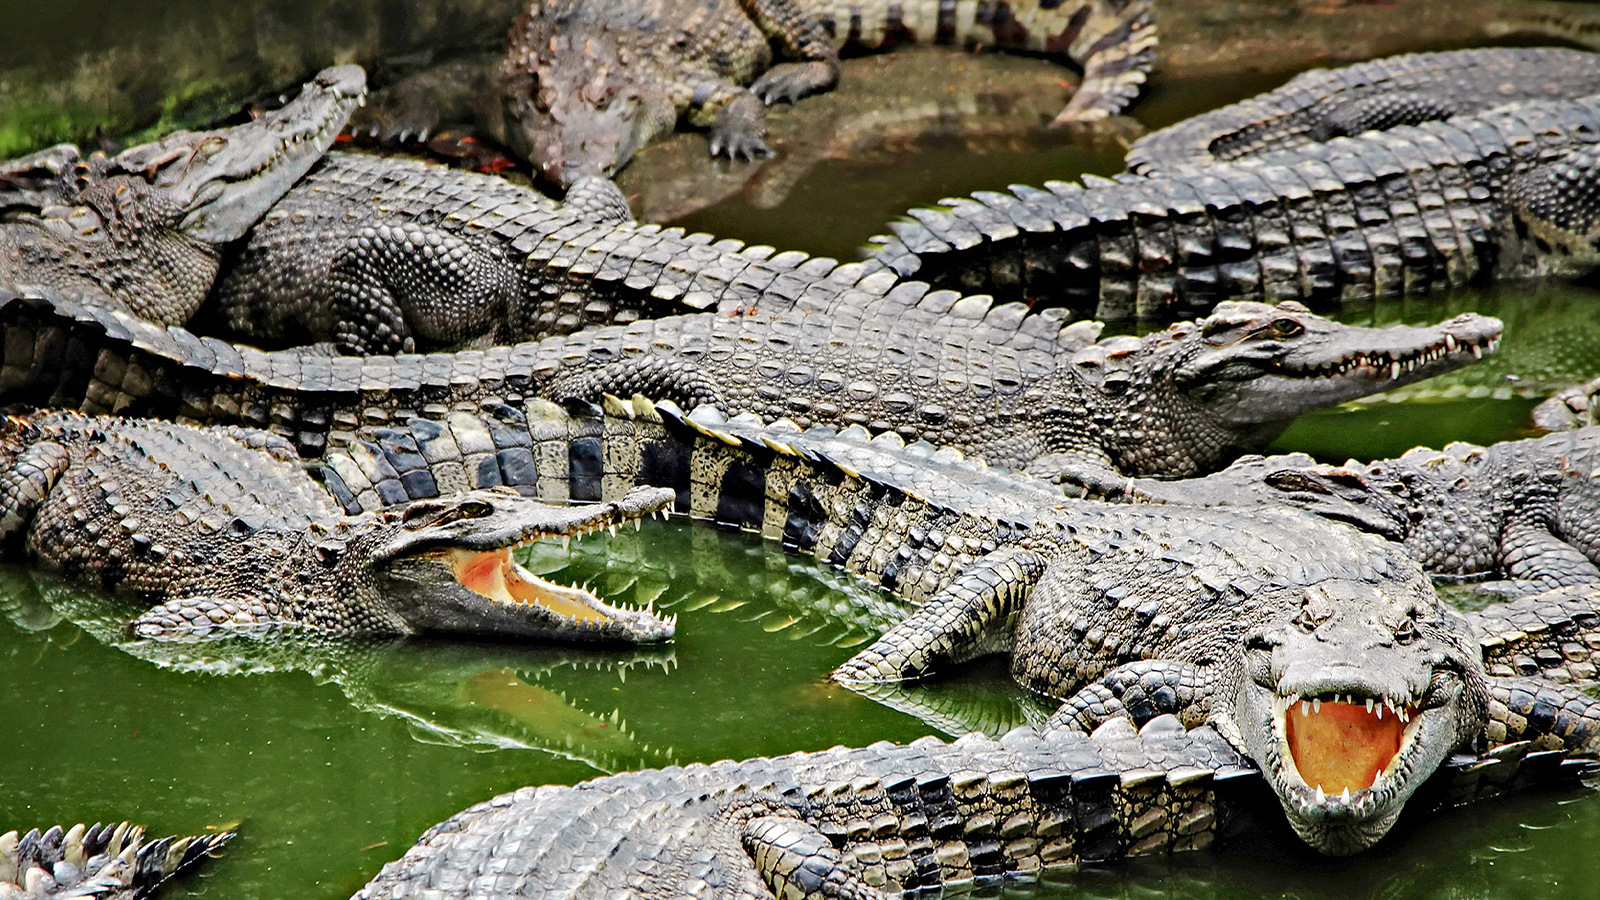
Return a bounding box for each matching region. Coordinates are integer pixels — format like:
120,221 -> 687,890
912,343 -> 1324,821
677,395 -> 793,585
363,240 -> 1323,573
452,547 -> 608,624
1286,699 -> 1407,794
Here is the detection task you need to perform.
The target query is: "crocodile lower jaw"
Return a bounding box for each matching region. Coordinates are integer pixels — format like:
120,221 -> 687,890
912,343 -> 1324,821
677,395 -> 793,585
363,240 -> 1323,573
451,546 -> 614,624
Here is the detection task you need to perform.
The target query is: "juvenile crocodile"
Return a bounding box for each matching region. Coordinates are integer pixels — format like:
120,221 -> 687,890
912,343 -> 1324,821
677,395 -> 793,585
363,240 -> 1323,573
486,0 -> 1154,187
868,95 -> 1600,319
1125,47 -> 1600,174
284,392 -> 1600,854
0,410 -> 675,641
1,821 -> 232,900
0,288 -> 1501,480
0,66 -> 365,326
1083,427 -> 1600,594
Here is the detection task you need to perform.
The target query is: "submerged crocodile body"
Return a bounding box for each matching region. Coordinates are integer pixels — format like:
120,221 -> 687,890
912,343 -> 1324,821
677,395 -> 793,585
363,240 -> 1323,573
0,289 -> 1501,480
0,410 -> 675,641
486,0 -> 1154,186
1125,47 -> 1600,174
868,95 -> 1600,319
0,66 -> 365,327
0,821 -> 233,900
1091,426 -> 1600,594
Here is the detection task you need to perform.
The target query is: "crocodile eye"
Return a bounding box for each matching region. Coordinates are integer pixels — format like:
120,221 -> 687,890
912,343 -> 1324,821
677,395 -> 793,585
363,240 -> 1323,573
1293,608 -> 1324,633
1270,317 -> 1303,337
194,136 -> 226,159
1395,617 -> 1420,645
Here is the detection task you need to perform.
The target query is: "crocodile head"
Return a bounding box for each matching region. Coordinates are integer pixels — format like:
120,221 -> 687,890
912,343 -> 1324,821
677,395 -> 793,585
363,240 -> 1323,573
1227,578 -> 1486,855
348,486 -> 678,642
498,23 -> 675,187
105,64 -> 366,244
1076,301 -> 1502,475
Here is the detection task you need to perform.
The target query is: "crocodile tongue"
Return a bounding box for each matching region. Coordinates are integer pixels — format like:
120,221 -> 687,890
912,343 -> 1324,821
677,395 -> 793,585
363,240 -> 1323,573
1286,700 -> 1405,794
453,547 -> 609,624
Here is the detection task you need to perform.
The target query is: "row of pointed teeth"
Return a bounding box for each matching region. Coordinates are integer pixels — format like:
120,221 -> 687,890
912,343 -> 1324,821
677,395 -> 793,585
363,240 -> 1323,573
583,587 -> 678,626
554,508 -> 669,552
1292,693 -> 1414,723
1310,334 -> 1499,380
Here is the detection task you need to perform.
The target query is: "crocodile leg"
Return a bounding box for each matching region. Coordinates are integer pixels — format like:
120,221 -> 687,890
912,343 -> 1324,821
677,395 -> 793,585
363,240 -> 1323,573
831,545 -> 1050,682
1499,520 -> 1600,593
741,0 -> 840,104
1045,659 -> 1212,732
0,439 -> 70,545
321,225 -> 525,354
743,815 -> 893,900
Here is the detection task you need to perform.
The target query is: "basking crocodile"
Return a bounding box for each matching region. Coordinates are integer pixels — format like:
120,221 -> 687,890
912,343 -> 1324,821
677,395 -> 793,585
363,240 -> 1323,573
1081,426 -> 1600,595
0,66 -> 365,326
0,288 -> 1501,480
608,48 -> 1141,224
1125,47 -> 1600,174
194,148 -> 895,355
2,67 -> 914,356
867,95 -> 1600,319
0,410 -> 675,641
472,0 -> 1153,187
1,821 -> 232,900
279,392 -> 1600,854
351,708 -> 1600,899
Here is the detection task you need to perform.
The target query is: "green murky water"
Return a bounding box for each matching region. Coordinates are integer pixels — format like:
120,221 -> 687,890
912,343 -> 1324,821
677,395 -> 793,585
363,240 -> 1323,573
7,1 -> 1600,896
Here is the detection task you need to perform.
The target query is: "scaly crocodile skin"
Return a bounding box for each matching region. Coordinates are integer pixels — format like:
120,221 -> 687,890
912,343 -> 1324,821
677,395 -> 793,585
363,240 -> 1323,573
1125,47 -> 1600,173
868,95 -> 1600,319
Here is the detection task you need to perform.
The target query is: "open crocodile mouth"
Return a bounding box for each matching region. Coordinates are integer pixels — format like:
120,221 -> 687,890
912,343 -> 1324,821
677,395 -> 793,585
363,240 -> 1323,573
1294,332 -> 1501,382
449,545 -> 666,626
1274,690 -> 1423,806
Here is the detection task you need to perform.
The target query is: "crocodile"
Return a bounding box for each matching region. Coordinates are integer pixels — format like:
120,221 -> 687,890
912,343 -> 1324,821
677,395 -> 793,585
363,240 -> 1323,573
1076,427 -> 1600,595
351,707 -> 1600,899
867,94 -> 1600,320
0,65 -> 366,327
3,69 -> 915,357
1124,47 -> 1600,174
194,147 -> 909,355
0,287 -> 1502,480
4,385 -> 1598,855
483,0 -> 1154,187
0,821 -> 232,900
273,392 -> 1600,854
607,48 -> 1142,224
0,410 -> 675,641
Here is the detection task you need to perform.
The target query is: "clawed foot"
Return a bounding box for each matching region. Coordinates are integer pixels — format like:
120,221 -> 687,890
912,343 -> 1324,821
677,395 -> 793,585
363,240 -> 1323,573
750,61 -> 836,105
709,94 -> 773,161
